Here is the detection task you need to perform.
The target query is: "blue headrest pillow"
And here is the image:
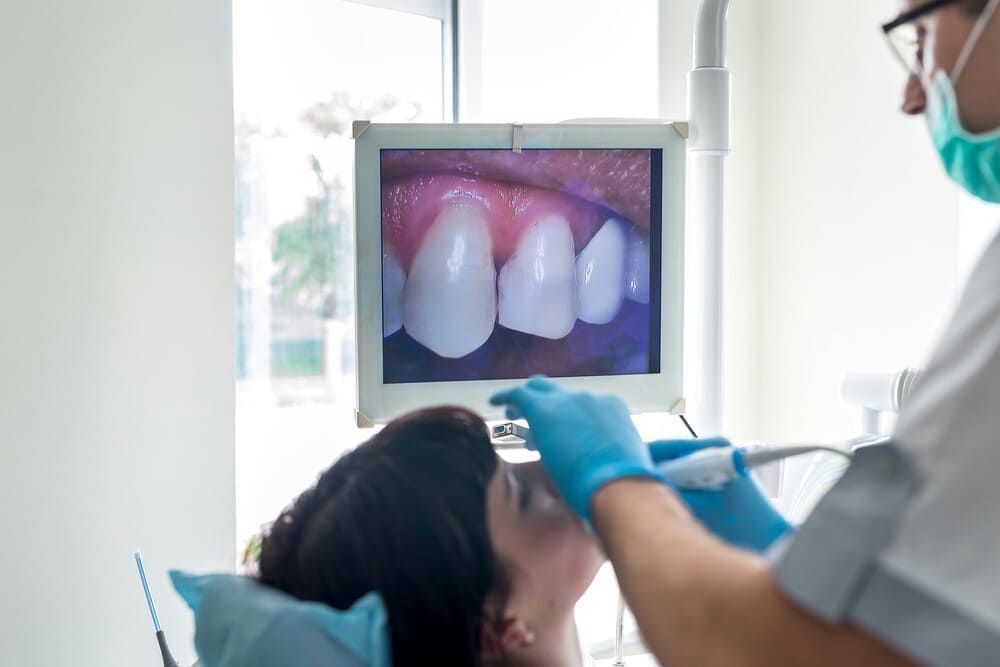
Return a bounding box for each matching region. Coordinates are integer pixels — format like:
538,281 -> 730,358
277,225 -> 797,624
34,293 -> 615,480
170,571 -> 391,667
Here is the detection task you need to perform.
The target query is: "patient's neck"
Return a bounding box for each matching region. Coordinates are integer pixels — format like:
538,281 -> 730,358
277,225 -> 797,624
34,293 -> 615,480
501,615 -> 583,667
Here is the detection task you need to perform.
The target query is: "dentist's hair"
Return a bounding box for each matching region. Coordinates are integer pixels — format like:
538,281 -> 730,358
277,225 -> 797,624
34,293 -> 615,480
257,406 -> 510,667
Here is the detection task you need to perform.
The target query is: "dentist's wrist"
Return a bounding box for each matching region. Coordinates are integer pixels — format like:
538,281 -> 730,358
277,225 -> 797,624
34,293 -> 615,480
577,464 -> 670,520
590,476 -> 691,531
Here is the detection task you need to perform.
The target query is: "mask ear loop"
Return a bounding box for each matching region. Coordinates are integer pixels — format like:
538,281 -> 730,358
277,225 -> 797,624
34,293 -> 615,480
952,0 -> 1000,84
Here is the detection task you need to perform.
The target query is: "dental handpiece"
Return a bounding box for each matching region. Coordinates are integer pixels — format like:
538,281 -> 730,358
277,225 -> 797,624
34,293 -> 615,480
490,424 -> 863,490
657,438 -> 877,489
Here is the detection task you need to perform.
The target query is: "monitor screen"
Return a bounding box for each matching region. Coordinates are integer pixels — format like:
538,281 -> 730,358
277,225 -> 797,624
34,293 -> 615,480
380,148 -> 663,383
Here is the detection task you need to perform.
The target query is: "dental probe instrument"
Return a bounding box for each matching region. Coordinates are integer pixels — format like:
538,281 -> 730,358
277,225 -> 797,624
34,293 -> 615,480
135,550 -> 180,667
490,423 -> 878,490
652,437 -> 860,490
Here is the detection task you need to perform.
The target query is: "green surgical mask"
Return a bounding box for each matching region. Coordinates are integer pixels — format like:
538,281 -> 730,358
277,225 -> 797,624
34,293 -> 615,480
925,0 -> 1000,204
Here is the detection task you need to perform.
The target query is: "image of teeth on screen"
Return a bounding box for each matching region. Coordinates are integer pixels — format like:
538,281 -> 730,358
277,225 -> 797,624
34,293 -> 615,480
380,148 -> 663,383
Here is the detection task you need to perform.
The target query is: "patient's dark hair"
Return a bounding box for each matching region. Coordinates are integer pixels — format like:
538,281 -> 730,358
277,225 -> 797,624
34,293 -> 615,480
258,406 -> 509,666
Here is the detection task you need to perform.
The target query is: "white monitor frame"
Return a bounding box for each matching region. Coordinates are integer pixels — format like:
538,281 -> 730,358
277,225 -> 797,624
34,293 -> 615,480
353,121 -> 687,426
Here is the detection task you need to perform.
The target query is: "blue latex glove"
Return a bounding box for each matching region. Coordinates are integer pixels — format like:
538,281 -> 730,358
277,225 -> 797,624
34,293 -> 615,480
489,376 -> 666,520
649,439 -> 793,553
170,571 -> 390,667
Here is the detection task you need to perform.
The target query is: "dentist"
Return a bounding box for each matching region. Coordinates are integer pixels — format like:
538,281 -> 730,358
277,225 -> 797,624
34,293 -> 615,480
490,1 -> 1000,665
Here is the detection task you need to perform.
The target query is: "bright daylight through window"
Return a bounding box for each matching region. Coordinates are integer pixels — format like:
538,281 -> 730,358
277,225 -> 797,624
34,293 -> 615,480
233,0 -> 446,560
233,0 -> 659,654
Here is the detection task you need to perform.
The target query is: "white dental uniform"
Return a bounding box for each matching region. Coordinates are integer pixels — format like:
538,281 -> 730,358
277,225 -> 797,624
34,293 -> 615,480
774,229 -> 1000,667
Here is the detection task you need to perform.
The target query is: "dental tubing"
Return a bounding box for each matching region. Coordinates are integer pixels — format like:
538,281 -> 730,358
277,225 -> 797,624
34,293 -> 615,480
653,439 -> 854,490
490,425 -> 861,490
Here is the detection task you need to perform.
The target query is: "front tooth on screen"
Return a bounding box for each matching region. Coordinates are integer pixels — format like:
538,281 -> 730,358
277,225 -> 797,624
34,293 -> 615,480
403,203 -> 497,358
576,218 -> 628,324
382,246 -> 405,337
498,214 -> 577,339
625,226 -> 650,304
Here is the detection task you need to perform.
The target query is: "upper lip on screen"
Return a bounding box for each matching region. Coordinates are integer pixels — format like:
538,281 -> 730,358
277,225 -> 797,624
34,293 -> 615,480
380,149 -> 653,232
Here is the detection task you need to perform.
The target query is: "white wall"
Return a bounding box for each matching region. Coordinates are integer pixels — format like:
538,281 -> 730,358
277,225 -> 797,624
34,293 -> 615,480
661,0 -> 961,454
751,0 -> 959,446
0,2 -> 235,665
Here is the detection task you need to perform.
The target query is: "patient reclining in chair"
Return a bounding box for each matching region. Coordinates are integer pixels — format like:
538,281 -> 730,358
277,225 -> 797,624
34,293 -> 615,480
255,406 -> 604,667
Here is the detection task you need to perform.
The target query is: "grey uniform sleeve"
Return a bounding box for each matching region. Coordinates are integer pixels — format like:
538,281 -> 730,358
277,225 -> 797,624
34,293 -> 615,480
773,444 -> 1000,667
774,230 -> 1000,667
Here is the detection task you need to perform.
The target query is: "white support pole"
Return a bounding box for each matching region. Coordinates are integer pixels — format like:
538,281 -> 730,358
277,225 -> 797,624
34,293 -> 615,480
689,156 -> 726,434
687,0 -> 732,436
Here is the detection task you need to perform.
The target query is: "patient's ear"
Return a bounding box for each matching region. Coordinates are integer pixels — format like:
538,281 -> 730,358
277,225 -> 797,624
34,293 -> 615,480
481,613 -> 535,654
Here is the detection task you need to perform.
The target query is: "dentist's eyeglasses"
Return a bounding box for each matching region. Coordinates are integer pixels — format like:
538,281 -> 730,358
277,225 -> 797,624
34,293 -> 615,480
882,0 -> 957,76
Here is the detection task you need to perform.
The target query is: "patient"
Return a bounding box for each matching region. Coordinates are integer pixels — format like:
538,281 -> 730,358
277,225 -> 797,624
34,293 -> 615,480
257,406 -> 604,667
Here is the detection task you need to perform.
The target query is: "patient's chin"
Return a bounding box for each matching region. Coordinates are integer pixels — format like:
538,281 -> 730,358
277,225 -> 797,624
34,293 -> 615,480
579,540 -> 606,595
561,524 -> 606,604
553,504 -> 607,600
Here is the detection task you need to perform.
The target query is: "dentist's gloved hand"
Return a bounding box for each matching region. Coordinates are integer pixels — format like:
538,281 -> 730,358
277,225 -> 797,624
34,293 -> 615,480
489,376 -> 666,521
649,439 -> 793,553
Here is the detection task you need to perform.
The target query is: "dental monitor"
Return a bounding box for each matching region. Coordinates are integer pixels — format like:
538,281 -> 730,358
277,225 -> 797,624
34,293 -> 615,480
353,122 -> 686,425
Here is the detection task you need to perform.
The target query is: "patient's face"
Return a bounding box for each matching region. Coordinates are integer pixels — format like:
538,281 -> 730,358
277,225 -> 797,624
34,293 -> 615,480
485,457 -> 604,633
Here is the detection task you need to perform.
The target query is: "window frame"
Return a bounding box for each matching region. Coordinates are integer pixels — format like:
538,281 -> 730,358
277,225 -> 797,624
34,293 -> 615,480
345,0 -> 458,120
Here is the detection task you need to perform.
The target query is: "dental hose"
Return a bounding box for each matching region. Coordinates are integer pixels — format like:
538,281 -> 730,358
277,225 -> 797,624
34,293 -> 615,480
656,439 -> 858,490
741,444 -> 854,467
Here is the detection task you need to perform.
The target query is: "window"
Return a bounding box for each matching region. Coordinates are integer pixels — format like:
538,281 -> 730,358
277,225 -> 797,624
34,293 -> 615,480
234,0 -> 451,555
461,0 -> 659,123
234,0 -> 660,654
